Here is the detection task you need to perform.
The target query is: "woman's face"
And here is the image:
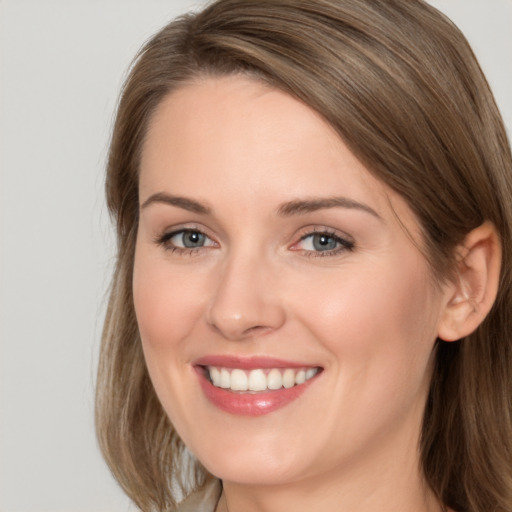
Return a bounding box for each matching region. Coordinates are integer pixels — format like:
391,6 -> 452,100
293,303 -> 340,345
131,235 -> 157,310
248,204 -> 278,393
134,75 -> 450,487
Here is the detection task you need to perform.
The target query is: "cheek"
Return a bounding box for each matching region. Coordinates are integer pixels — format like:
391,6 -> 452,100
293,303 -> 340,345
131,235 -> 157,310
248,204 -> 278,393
329,254 -> 433,336
291,254 -> 439,390
132,246 -> 210,430
287,259 -> 440,455
133,250 -> 208,354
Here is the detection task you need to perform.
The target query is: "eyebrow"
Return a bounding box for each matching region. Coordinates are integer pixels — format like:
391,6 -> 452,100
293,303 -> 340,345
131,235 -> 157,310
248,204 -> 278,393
140,192 -> 211,215
277,197 -> 381,219
140,192 -> 381,220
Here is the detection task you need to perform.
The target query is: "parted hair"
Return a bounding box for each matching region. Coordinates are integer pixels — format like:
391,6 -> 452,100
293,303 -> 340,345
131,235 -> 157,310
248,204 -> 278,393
95,1 -> 512,510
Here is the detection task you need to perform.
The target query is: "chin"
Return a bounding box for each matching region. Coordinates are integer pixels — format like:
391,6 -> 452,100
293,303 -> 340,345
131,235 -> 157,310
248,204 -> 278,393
204,457 -> 303,486
189,432 -> 310,486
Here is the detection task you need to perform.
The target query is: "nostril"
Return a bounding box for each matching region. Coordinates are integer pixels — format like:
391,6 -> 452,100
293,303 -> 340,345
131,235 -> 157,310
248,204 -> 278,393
207,317 -> 276,341
245,325 -> 271,335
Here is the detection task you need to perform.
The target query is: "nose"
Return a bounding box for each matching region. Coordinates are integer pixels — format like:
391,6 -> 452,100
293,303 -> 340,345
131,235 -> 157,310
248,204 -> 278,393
206,250 -> 286,341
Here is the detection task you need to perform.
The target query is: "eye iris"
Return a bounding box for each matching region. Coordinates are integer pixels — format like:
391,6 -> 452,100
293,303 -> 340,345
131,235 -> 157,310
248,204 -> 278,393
313,234 -> 337,251
183,231 -> 205,248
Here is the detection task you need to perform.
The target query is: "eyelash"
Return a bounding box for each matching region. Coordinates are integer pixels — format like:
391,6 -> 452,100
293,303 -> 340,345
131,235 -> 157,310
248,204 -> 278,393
154,227 -> 217,255
154,227 -> 355,257
293,228 -> 355,258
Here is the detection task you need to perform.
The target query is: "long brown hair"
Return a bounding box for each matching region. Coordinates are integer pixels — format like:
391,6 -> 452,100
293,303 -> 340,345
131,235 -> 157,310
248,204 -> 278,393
96,1 -> 512,510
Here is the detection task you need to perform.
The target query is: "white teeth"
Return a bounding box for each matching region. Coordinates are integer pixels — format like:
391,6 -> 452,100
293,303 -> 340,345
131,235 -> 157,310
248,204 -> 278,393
207,366 -> 319,392
248,369 -> 267,391
282,368 -> 295,389
220,368 -> 231,389
210,367 -> 221,387
231,369 -> 248,391
267,368 -> 283,390
305,368 -> 316,380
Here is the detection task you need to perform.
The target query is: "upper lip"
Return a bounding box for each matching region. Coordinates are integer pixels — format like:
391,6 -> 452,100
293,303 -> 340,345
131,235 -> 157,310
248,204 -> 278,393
193,355 -> 320,370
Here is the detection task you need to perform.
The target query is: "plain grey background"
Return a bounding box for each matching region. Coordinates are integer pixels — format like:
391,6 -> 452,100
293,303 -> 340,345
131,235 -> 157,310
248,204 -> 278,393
0,1 -> 511,511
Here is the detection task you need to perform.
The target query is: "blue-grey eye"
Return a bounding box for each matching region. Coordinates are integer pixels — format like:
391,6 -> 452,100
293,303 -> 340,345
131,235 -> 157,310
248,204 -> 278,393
171,230 -> 208,248
311,233 -> 338,251
296,231 -> 353,254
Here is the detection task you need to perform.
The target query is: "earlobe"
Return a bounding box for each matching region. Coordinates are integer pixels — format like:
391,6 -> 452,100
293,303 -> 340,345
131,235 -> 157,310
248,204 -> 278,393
437,221 -> 502,342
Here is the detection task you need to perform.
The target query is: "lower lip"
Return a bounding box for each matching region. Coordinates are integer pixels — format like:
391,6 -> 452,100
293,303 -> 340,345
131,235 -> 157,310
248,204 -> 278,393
196,368 -> 318,416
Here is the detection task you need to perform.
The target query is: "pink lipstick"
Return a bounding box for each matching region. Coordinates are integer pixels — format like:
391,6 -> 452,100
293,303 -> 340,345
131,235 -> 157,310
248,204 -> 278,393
194,356 -> 322,416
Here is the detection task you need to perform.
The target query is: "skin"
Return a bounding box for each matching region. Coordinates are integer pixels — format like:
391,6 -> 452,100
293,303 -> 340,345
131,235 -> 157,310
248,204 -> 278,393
134,75 -> 456,512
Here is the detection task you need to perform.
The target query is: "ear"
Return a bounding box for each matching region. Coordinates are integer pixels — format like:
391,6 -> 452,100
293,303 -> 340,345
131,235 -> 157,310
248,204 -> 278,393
437,221 -> 502,342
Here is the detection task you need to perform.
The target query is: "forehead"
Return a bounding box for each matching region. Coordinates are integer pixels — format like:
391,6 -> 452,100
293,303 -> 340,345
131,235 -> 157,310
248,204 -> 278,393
139,75 -> 418,234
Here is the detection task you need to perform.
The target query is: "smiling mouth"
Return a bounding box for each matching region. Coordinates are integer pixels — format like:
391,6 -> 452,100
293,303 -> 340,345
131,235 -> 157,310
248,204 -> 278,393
202,366 -> 321,393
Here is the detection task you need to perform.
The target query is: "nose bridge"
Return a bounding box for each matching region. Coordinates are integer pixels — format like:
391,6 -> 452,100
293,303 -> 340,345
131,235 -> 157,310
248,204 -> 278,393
206,243 -> 285,340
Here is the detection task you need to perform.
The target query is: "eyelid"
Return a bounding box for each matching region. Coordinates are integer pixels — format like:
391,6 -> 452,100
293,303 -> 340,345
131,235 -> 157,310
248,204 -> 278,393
289,226 -> 355,256
154,224 -> 219,251
152,223 -> 354,257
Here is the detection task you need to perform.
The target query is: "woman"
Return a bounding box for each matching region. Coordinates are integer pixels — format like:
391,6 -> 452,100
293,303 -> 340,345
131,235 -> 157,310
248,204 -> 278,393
95,1 -> 512,511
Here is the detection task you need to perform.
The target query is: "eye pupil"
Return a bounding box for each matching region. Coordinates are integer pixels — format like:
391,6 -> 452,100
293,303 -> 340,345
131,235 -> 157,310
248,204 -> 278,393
183,231 -> 205,248
313,234 -> 337,251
